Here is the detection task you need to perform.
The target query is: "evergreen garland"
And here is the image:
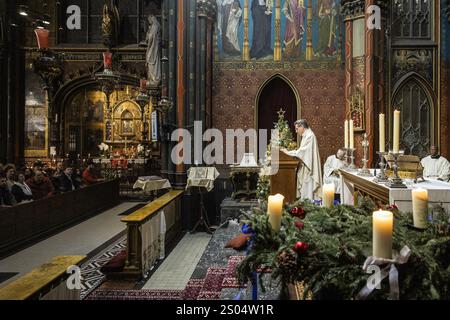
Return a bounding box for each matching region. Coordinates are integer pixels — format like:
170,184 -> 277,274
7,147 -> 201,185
237,199 -> 450,300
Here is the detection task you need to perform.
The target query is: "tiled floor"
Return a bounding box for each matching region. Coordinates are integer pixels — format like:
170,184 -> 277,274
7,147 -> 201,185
143,233 -> 212,290
0,202 -> 138,288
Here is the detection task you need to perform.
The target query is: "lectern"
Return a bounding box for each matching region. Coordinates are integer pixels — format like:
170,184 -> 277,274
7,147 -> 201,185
270,148 -> 300,204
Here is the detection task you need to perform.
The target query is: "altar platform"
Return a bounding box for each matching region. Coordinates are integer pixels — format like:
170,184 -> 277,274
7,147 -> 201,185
340,169 -> 450,213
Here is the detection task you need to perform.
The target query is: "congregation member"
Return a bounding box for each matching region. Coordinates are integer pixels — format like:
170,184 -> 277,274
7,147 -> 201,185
26,170 -> 55,200
83,161 -> 105,185
323,149 -> 347,200
4,165 -> 16,191
421,145 -> 450,182
0,173 -> 16,207
59,167 -> 80,193
11,172 -> 34,203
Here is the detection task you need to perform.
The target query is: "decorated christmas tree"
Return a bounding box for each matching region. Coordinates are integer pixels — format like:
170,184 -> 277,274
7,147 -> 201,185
257,109 -> 297,199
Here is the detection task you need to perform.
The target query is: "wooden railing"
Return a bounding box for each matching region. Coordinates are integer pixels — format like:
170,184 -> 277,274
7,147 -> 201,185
0,256 -> 86,300
0,180 -> 120,259
121,190 -> 184,278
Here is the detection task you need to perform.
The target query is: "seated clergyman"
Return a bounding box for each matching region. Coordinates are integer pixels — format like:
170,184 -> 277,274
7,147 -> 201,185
421,145 -> 450,181
323,149 -> 347,199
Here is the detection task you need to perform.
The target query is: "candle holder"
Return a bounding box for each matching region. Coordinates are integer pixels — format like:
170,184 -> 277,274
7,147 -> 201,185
342,147 -> 349,168
358,133 -> 372,177
374,152 -> 389,183
347,148 -> 357,171
387,151 -> 407,189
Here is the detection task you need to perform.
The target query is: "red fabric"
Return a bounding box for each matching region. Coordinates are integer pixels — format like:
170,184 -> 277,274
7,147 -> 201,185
101,250 -> 127,273
26,177 -> 55,200
82,168 -> 100,185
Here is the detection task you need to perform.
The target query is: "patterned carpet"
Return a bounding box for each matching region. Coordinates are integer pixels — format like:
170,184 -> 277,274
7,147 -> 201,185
85,255 -> 247,300
80,237 -> 127,300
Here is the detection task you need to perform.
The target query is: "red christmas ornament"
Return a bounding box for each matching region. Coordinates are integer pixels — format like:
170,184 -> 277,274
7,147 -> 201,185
290,207 -> 306,219
295,221 -> 304,230
294,242 -> 309,255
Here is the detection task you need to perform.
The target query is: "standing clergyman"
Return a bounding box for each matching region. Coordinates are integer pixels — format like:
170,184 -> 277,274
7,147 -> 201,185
282,120 -> 323,201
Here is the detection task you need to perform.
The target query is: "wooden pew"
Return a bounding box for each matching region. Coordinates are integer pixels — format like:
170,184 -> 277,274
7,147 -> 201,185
0,256 -> 86,300
120,190 -> 184,279
0,180 -> 120,259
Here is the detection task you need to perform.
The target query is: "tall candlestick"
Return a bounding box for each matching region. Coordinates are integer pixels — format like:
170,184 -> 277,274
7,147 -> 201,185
322,184 -> 335,208
349,120 -> 355,149
379,113 -> 386,153
412,188 -> 429,229
268,194 -> 284,232
373,210 -> 393,259
393,110 -> 401,154
344,120 -> 349,149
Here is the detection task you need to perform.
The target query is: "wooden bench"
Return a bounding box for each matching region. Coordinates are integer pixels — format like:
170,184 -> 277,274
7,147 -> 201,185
120,190 -> 184,279
0,256 -> 86,300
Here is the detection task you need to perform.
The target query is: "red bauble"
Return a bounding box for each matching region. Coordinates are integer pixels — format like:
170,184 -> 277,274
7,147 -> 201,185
290,207 -> 306,219
295,221 -> 304,230
294,242 -> 309,255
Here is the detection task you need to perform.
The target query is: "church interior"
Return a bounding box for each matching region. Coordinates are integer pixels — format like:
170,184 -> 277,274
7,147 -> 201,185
1,0 -> 450,302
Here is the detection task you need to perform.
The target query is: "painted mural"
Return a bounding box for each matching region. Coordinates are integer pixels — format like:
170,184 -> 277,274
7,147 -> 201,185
216,0 -> 340,61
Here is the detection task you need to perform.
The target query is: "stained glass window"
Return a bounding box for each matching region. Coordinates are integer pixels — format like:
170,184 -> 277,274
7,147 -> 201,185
392,0 -> 432,40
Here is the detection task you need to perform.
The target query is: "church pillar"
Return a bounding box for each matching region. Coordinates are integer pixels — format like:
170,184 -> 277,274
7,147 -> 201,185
305,0 -> 313,61
0,6 -> 8,163
160,0 -> 170,179
344,17 -> 353,119
364,0 -> 386,167
174,0 -> 186,188
243,0 -> 250,61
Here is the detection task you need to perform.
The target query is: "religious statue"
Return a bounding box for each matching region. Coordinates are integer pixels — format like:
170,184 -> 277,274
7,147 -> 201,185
102,0 -> 120,49
145,15 -> 161,86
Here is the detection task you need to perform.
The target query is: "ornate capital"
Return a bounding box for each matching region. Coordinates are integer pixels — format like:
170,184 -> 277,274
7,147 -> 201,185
197,0 -> 217,20
341,0 -> 365,19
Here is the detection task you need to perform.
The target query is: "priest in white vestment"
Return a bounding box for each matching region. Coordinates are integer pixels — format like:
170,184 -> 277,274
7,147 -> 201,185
282,120 -> 323,201
323,149 -> 346,196
421,146 -> 450,181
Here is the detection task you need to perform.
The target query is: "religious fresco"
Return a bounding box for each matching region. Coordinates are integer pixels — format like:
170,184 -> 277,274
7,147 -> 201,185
216,0 -> 340,61
25,71 -> 47,155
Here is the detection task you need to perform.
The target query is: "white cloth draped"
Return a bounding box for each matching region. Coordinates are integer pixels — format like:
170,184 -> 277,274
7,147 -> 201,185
285,128 -> 323,200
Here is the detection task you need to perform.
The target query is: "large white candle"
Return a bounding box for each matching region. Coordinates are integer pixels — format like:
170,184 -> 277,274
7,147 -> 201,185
373,210 -> 393,259
322,184 -> 335,208
393,110 -> 401,154
379,113 -> 386,153
349,120 -> 355,149
268,194 -> 284,232
412,188 -> 429,229
344,120 -> 349,149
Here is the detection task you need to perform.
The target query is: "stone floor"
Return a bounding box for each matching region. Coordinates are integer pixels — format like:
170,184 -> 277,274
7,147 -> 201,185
142,233 -> 212,290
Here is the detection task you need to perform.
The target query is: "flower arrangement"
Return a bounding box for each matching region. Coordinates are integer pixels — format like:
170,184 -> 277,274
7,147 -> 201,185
98,143 -> 110,157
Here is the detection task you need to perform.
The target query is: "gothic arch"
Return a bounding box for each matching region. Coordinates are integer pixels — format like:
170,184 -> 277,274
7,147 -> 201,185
391,73 -> 436,158
255,74 -> 301,138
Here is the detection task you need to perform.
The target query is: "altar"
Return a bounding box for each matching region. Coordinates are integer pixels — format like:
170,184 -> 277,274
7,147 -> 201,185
340,169 -> 450,213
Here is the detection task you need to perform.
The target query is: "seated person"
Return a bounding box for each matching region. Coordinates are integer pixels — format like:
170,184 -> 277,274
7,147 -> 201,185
4,165 -> 16,191
323,149 -> 347,200
421,146 -> 450,181
82,161 -> 105,185
11,172 -> 33,203
59,167 -> 80,193
26,170 -> 55,200
0,173 -> 17,207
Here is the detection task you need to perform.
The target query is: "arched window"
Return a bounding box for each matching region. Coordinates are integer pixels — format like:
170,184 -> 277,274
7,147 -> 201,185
392,0 -> 432,40
392,78 -> 434,158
